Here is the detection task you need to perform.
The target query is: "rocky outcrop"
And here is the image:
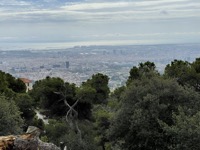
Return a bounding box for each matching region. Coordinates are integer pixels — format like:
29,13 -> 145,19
0,126 -> 60,150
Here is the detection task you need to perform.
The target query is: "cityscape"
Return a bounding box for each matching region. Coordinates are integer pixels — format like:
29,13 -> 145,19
1,43 -> 200,90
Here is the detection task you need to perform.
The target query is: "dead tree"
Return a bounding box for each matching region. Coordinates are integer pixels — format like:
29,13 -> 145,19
55,84 -> 82,143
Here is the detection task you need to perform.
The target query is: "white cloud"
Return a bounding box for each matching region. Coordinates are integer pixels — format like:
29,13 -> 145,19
0,0 -> 200,46
0,0 -> 30,6
61,2 -> 131,10
0,0 -> 199,23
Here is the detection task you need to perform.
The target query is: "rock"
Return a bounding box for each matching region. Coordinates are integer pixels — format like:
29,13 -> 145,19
0,126 -> 60,150
38,140 -> 60,150
14,137 -> 38,150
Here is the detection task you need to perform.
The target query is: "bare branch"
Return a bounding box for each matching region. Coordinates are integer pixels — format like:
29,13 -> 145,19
55,84 -> 82,142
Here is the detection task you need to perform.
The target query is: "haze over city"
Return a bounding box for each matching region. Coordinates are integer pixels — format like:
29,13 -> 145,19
0,0 -> 200,50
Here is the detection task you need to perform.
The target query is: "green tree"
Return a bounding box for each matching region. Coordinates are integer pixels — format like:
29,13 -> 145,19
44,119 -> 68,144
165,60 -> 191,78
165,59 -> 200,91
0,95 -> 24,135
160,107 -> 200,150
109,86 -> 126,111
164,60 -> 193,84
192,58 -> 200,73
138,61 -> 156,73
83,73 -> 110,104
93,105 -> 112,150
30,77 -> 75,116
76,86 -> 96,119
0,71 -> 8,92
0,71 -> 26,97
14,93 -> 35,125
0,71 -> 26,93
109,76 -> 200,150
127,61 -> 158,85
128,66 -> 140,81
0,72 -> 16,98
191,58 -> 200,91
63,121 -> 97,150
44,119 -> 96,150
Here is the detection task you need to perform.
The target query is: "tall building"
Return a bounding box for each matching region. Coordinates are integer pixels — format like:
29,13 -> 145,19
66,61 -> 69,68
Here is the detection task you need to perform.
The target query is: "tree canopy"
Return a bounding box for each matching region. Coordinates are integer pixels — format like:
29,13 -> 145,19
0,95 -> 24,135
164,59 -> 200,91
109,65 -> 200,150
0,71 -> 26,94
83,73 -> 110,104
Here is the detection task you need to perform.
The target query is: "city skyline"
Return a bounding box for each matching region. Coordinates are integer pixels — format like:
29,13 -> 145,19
0,0 -> 200,50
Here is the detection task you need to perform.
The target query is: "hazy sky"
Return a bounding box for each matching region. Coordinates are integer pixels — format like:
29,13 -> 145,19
0,0 -> 200,49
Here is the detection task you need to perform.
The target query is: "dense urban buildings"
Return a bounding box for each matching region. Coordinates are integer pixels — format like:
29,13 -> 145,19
0,44 -> 200,90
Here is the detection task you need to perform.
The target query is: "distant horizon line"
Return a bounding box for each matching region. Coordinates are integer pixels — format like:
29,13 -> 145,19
0,41 -> 200,51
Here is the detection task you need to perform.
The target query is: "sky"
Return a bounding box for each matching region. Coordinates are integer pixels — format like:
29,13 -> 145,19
0,0 -> 200,50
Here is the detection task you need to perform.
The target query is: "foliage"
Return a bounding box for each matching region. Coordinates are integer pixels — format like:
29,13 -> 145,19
128,66 -> 140,81
83,73 -> 110,104
14,93 -> 35,121
75,86 -> 96,119
109,86 -> 126,110
76,85 -> 96,104
0,71 -> 26,101
63,121 -> 97,150
31,117 -> 45,130
93,105 -> 112,150
164,60 -> 191,79
0,71 -> 26,93
191,58 -> 200,91
2,57 -> 200,150
0,95 -> 24,135
192,58 -> 200,73
109,76 -> 200,150
30,77 -> 76,116
164,59 -> 200,91
0,71 -> 8,92
127,61 -> 158,85
44,119 -> 69,144
160,107 -> 200,150
138,61 -> 156,73
30,76 -> 64,107
44,119 -> 96,150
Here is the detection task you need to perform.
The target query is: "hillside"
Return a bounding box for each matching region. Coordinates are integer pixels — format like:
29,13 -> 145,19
1,58 -> 200,149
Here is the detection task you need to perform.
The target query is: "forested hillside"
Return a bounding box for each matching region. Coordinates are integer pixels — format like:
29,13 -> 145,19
1,58 -> 200,150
